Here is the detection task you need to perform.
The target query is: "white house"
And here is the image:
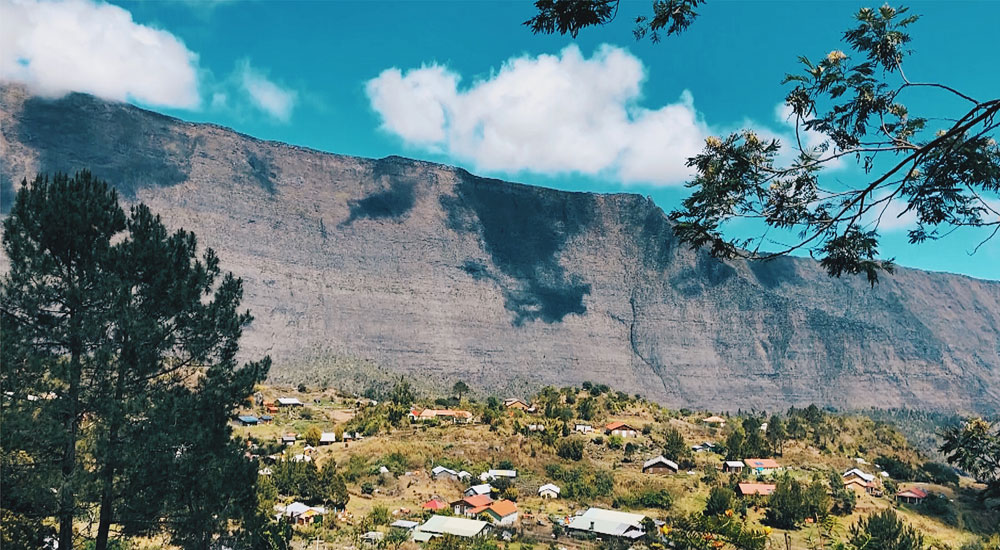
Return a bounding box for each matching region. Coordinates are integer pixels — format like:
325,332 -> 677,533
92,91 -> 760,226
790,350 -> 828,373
480,469 -> 517,482
278,502 -> 326,525
277,397 -> 304,407
538,483 -> 561,499
413,515 -> 490,542
574,423 -> 593,433
566,508 -> 646,539
432,466 -> 460,480
319,432 -> 336,445
465,484 -> 493,497
605,422 -> 638,438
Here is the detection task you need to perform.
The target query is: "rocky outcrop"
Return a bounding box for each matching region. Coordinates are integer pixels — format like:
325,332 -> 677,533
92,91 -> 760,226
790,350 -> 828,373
2,84 -> 998,413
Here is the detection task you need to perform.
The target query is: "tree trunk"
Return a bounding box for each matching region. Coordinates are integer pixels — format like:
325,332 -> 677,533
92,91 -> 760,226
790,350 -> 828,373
59,337 -> 83,550
96,340 -> 130,550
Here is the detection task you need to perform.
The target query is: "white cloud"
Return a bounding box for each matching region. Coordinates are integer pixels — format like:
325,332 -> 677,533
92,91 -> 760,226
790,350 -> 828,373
238,60 -> 297,122
0,0 -> 200,108
366,45 -> 709,186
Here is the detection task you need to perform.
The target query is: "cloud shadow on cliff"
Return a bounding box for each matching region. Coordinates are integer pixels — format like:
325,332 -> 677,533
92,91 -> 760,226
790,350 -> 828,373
442,170 -> 592,325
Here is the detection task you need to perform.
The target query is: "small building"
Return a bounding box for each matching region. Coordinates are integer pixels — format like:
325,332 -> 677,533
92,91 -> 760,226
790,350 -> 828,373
237,415 -> 259,426
277,397 -> 304,407
642,455 -> 679,474
744,458 -> 781,474
566,508 -> 646,540
279,502 -> 326,525
843,468 -> 882,495
538,483 -> 561,499
574,423 -> 593,433
263,401 -> 279,413
526,423 -> 546,432
360,531 -> 384,544
723,460 -> 745,473
737,482 -> 776,497
605,421 -> 638,438
421,498 -> 449,511
480,469 -> 517,482
465,484 -> 493,497
457,470 -> 472,481
413,515 -> 491,542
504,398 -> 536,413
259,414 -> 274,423
409,408 -> 474,423
702,415 -> 727,427
692,442 -> 716,453
280,433 -> 297,445
480,500 -> 518,526
452,494 -> 493,517
290,454 -> 311,463
895,487 -> 928,504
432,466 -> 460,480
319,432 -> 336,445
390,519 -> 419,531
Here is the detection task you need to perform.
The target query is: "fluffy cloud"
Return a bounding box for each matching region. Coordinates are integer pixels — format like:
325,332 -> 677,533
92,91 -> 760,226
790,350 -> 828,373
0,0 -> 200,108
366,45 -> 709,186
237,60 -> 297,122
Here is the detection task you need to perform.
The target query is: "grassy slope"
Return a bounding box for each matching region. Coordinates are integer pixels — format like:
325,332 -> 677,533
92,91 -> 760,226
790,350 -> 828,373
245,385 -> 993,549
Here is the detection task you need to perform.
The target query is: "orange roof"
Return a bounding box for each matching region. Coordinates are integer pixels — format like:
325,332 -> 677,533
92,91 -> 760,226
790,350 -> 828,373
605,421 -> 635,431
487,499 -> 518,517
744,458 -> 781,469
459,494 -> 493,507
421,499 -> 448,510
738,482 -> 776,496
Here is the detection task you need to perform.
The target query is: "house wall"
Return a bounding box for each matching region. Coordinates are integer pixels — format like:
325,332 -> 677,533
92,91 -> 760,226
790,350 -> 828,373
643,466 -> 676,474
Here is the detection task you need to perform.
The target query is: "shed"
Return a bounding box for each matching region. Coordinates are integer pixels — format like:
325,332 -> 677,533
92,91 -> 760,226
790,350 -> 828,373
642,455 -> 679,474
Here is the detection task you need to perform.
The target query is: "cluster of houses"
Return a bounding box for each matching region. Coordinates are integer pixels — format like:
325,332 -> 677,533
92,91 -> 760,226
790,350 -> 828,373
409,408 -> 475,423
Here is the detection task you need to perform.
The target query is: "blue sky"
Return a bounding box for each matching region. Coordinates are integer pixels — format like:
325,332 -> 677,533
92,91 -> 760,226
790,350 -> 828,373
2,0 -> 997,280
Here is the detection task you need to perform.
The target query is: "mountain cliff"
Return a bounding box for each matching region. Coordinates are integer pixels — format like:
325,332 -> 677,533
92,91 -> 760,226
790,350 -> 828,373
2,84 -> 998,413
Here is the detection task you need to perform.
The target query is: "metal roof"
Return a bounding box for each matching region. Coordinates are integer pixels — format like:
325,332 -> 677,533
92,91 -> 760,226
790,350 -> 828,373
418,515 -> 489,538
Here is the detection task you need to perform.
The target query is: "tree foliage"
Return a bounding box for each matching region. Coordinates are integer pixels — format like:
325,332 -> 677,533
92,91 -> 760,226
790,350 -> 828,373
848,509 -> 924,550
526,3 -> 1000,284
1,172 -> 270,550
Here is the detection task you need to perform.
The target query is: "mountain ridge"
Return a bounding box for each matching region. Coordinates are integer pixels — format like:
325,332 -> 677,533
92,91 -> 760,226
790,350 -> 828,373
2,83 -> 998,413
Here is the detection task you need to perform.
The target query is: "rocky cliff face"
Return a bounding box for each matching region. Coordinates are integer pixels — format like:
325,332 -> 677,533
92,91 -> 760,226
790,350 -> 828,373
2,84 -> 998,413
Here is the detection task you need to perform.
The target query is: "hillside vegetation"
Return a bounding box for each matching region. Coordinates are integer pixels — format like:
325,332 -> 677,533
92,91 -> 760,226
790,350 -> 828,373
239,381 -> 999,550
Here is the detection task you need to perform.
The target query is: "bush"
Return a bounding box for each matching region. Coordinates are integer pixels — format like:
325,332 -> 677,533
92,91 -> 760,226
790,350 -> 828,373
607,435 -> 624,450
705,486 -> 735,516
918,462 -> 959,485
877,456 -> 915,481
557,439 -> 585,461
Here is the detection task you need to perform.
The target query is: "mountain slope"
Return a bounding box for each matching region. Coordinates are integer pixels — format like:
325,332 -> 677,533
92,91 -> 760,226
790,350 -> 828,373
2,84 -> 998,413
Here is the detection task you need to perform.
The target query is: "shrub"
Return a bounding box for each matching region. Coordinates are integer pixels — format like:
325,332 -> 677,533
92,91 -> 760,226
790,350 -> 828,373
705,486 -> 735,516
607,435 -> 624,450
557,439 -> 585,461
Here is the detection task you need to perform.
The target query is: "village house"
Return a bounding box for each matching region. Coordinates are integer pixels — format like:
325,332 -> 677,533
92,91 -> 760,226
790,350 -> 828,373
480,469 -> 516,482
413,515 -> 491,542
390,519 -> 419,532
692,442 -> 716,453
574,423 -> 593,433
278,502 -> 326,525
605,421 -> 638,438
526,423 -> 545,432
237,415 -> 258,426
263,401 -> 279,414
538,483 -> 561,499
723,460 -> 745,473
451,494 -> 493,517
409,408 -> 474,423
280,433 -> 297,445
895,487 -> 928,504
480,499 -> 518,526
503,398 -> 537,413
319,432 -> 336,445
642,455 -> 679,474
843,468 -> 882,496
431,466 -> 460,480
566,508 -> 647,540
702,415 -> 727,427
259,414 -> 273,424
737,482 -> 776,497
421,498 -> 449,511
465,483 -> 493,497
277,397 -> 304,407
744,458 -> 781,474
